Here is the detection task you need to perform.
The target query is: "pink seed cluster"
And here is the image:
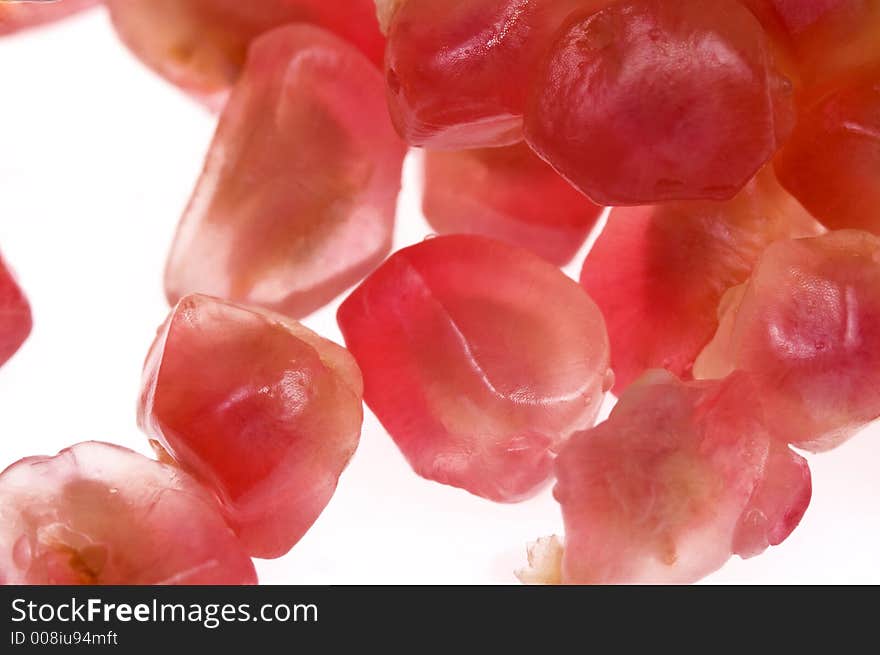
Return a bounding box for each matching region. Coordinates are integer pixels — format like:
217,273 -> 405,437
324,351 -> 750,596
1,0 -> 879,585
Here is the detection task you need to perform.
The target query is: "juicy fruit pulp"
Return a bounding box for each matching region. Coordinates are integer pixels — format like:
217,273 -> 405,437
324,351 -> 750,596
775,68 -> 880,233
580,169 -> 823,392
422,143 -> 603,266
0,0 -> 96,36
695,230 -> 880,452
0,442 -> 256,585
139,294 -> 364,559
0,254 -> 32,368
384,0 -> 588,149
538,372 -> 809,585
107,0 -> 385,107
337,235 -> 611,502
525,0 -> 794,205
164,25 -> 406,319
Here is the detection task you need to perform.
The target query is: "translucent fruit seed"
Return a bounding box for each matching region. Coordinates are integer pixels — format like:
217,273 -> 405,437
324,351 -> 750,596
163,24 -> 406,319
337,234 -> 611,502
536,372 -> 810,584
107,0 -> 385,108
423,143 -> 603,266
695,229 -> 880,452
139,294 -> 364,559
384,0 -> 589,149
0,441 -> 256,585
580,168 -> 823,392
743,0 -> 880,89
525,0 -> 794,205
0,253 -> 32,369
774,68 -> 880,234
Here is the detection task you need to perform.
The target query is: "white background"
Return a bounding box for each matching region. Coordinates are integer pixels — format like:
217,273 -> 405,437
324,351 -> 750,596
1,8 -> 879,584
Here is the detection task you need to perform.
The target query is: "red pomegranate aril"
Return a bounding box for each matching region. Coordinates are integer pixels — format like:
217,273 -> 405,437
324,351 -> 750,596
385,0 -> 589,149
0,253 -> 32,369
743,0 -> 880,89
423,143 -> 603,266
581,168 -> 823,393
525,0 -> 794,205
106,0 -> 385,107
0,442 -> 256,585
695,230 -> 880,452
139,294 -> 363,559
164,25 -> 406,319
774,67 -> 880,234
520,371 -> 810,584
337,235 -> 611,503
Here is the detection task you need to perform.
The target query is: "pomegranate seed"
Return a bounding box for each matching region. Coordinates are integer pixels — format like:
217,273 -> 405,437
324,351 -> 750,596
337,235 -> 611,502
775,68 -> 880,234
164,25 -> 406,319
107,0 -> 385,108
0,253 -> 32,369
139,294 -> 363,559
423,143 -> 603,266
581,168 -> 823,393
525,0 -> 794,205
0,441 -> 256,585
384,0 -> 587,149
521,371 -> 809,584
743,0 -> 880,88
695,230 -> 880,452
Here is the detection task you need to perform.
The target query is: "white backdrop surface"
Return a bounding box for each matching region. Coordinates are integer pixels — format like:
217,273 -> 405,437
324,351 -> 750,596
1,8 -> 878,584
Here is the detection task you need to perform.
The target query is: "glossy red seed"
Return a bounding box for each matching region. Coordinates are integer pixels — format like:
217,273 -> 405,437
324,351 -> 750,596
0,442 -> 256,585
139,294 -> 363,559
385,0 -> 588,149
695,230 -> 880,452
525,0 -> 794,205
581,169 -> 823,393
0,253 -> 32,368
337,235 -> 611,502
0,0 -> 96,36
774,68 -> 880,233
107,0 -> 385,108
540,371 -> 809,584
164,25 -> 406,319
423,143 -> 603,266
